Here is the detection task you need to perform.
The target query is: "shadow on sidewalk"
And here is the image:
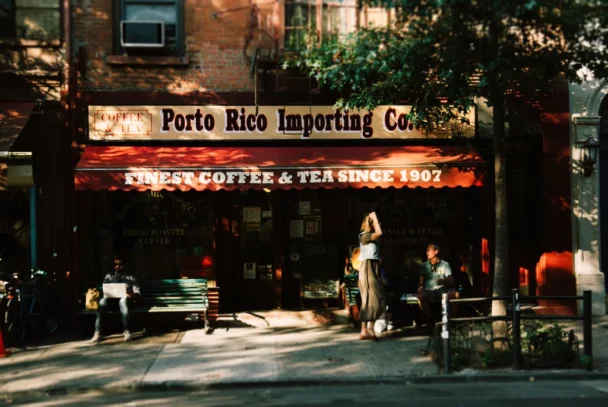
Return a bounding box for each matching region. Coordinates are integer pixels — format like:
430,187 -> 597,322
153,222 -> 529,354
1,319 -> 438,393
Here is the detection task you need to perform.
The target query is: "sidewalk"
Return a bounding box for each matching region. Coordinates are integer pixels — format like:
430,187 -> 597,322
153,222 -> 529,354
1,311 -> 607,395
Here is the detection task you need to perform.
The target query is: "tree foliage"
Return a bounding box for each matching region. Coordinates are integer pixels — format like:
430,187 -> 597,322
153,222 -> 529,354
287,0 -> 608,126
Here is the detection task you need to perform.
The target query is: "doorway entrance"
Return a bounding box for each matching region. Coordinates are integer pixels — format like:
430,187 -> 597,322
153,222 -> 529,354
215,190 -> 277,312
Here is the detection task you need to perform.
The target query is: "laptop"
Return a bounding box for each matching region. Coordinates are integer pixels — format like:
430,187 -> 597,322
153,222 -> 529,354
103,283 -> 128,299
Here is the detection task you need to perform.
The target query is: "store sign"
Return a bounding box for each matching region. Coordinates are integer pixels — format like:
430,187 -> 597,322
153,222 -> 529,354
123,228 -> 187,245
77,165 -> 483,191
113,192 -> 198,245
89,105 -> 474,141
380,227 -> 445,245
122,168 -> 445,189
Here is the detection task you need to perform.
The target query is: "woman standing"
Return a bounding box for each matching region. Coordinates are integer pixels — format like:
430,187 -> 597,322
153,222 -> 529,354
357,212 -> 386,340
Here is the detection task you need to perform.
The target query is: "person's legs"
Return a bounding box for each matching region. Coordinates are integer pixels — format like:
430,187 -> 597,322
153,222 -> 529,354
417,290 -> 433,321
118,297 -> 132,340
360,320 -> 377,339
418,291 -> 443,354
358,263 -> 371,338
92,298 -> 110,342
418,290 -> 444,325
360,319 -> 369,336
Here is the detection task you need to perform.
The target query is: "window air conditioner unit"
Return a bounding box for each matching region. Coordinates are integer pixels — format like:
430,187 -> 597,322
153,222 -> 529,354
120,21 -> 165,48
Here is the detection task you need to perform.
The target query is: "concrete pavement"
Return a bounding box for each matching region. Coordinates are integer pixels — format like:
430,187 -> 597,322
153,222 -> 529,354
1,310 -> 607,395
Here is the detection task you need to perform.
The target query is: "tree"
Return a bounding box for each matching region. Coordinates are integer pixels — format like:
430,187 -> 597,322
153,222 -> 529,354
288,0 -> 608,326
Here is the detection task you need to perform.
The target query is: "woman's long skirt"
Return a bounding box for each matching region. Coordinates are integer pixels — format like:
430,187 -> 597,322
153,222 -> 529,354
358,259 -> 386,322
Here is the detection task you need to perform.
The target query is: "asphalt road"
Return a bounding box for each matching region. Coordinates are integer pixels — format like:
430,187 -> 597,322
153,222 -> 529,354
3,380 -> 608,406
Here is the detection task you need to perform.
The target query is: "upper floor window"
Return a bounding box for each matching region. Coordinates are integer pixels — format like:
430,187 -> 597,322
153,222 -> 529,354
0,0 -> 61,41
284,0 -> 357,51
113,0 -> 184,56
283,0 -> 393,52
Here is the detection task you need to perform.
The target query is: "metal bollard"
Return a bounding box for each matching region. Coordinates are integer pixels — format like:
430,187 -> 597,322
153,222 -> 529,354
512,288 -> 522,370
442,293 -> 451,374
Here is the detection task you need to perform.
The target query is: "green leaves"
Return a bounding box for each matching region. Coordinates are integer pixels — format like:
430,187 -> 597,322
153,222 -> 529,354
285,0 -> 608,131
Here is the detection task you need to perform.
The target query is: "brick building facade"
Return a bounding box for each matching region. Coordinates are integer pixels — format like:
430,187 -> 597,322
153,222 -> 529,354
3,1 -> 591,318
68,1 -> 581,314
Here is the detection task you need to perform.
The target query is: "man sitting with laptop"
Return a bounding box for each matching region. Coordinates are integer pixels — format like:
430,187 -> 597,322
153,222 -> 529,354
91,256 -> 140,343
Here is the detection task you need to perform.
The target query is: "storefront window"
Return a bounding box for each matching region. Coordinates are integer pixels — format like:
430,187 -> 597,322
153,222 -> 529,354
114,191 -> 215,280
81,190 -> 215,283
78,185 -> 483,311
345,187 -> 482,289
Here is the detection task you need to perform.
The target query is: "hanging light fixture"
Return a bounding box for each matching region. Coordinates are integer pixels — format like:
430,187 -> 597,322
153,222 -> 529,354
575,136 -> 600,177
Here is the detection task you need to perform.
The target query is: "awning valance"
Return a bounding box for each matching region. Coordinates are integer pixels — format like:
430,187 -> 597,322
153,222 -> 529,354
74,145 -> 485,191
0,103 -> 34,190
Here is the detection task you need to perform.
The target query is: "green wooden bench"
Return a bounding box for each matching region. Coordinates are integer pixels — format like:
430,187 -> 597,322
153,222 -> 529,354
80,279 -> 210,330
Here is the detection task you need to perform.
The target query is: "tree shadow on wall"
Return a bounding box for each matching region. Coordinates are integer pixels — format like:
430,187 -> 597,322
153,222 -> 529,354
0,42 -> 63,102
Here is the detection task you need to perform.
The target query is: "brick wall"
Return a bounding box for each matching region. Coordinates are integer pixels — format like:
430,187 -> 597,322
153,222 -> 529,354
74,0 -> 278,93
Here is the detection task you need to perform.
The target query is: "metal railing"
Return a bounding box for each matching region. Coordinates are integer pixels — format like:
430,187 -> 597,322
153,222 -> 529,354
440,289 -> 592,373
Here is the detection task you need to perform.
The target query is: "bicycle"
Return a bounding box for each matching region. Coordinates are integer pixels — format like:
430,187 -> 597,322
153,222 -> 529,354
19,270 -> 60,343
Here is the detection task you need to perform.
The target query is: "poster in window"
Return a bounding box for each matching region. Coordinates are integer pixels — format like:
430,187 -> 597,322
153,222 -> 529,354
243,262 -> 256,279
243,207 -> 261,231
243,207 -> 261,223
304,216 -> 322,240
289,220 -> 304,238
298,201 -> 311,215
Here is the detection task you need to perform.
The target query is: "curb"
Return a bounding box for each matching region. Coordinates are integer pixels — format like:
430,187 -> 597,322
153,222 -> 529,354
139,371 -> 608,389
4,370 -> 608,398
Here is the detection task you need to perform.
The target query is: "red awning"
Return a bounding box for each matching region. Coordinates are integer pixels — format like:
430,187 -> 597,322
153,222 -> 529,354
75,145 -> 485,191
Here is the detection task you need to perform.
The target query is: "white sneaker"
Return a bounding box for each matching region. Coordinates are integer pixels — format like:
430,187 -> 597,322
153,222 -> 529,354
91,331 -> 102,343
124,331 -> 132,342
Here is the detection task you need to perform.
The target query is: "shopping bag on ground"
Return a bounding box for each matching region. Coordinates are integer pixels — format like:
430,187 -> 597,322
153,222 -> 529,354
374,319 -> 387,333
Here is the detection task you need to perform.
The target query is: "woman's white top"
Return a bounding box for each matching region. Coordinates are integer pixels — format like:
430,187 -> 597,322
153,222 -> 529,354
358,232 -> 380,261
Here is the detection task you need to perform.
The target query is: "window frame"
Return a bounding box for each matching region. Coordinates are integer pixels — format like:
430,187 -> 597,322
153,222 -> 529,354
0,0 -> 61,41
112,0 -> 185,57
283,0 -> 359,52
